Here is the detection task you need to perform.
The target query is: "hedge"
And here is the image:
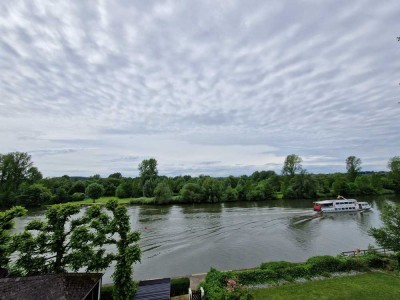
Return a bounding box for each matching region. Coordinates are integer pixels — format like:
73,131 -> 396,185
171,277 -> 190,297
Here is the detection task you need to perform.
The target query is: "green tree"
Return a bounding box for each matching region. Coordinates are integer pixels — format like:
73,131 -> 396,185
154,182 -> 173,204
116,181 -> 133,199
180,183 -> 203,203
223,186 -> 239,202
369,204 -> 400,263
103,200 -> 141,300
202,177 -> 223,203
143,179 -> 157,197
85,183 -> 104,203
0,206 -> 27,269
138,158 -> 158,184
283,171 -> 318,199
332,176 -> 350,196
11,204 -> 113,275
16,183 -> 52,207
388,156 -> 400,193
346,156 -> 362,181
68,181 -> 86,195
282,154 -> 303,177
0,152 -> 40,207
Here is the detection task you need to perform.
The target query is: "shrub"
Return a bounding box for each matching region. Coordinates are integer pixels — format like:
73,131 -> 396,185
100,285 -> 113,300
71,192 -> 85,202
170,277 -> 190,297
340,257 -> 368,272
235,269 -> 278,285
260,261 -> 298,271
306,256 -> 344,274
116,182 -> 133,198
361,254 -> 390,269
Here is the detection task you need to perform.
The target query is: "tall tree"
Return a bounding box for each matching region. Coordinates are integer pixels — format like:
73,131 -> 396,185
282,154 -> 303,177
0,152 -> 41,207
138,158 -> 158,184
0,206 -> 27,269
104,200 -> 141,300
388,156 -> 400,193
11,204 -> 113,275
369,204 -> 400,263
346,156 -> 362,181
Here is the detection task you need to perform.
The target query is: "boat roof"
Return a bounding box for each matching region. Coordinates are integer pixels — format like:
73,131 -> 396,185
314,199 -> 357,204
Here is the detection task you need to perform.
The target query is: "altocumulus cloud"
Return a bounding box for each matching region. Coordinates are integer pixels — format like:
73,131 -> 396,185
0,0 -> 399,177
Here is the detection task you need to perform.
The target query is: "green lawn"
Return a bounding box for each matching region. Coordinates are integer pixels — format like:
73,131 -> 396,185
251,272 -> 400,300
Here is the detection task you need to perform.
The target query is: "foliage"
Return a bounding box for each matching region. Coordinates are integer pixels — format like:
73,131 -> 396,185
154,182 -> 173,204
143,179 -> 157,197
104,200 -> 141,300
85,183 -> 104,203
0,152 -> 41,207
202,177 -> 223,203
116,181 -> 133,199
16,183 -> 52,207
306,255 -> 344,274
71,192 -> 85,202
369,204 -> 400,253
180,183 -> 203,203
283,171 -> 318,199
282,154 -> 303,177
0,206 -> 27,268
68,181 -> 86,195
388,156 -> 400,193
10,204 -> 114,274
138,158 -> 158,182
346,156 -> 362,181
170,277 -> 190,297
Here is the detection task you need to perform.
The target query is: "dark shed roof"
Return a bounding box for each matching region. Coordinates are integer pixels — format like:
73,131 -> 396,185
134,278 -> 171,300
0,273 -> 102,300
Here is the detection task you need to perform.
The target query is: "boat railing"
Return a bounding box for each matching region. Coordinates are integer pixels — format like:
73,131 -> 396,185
341,248 -> 393,257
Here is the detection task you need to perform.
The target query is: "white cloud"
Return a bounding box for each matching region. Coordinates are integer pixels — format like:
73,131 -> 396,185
1,0 -> 399,177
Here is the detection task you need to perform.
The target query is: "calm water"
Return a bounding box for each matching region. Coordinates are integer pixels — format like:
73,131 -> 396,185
12,195 -> 400,284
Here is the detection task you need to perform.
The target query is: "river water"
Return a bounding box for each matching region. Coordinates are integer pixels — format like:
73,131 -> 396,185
12,195 -> 400,283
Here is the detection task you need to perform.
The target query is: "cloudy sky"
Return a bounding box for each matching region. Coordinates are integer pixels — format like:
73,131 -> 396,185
0,0 -> 399,177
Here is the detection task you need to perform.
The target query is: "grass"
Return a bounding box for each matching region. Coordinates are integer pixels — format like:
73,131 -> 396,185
250,272 -> 400,300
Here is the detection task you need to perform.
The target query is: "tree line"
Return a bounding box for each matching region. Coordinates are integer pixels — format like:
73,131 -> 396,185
1,152 -> 400,208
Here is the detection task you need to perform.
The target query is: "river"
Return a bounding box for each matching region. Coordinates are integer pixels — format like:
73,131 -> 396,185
12,195 -> 400,284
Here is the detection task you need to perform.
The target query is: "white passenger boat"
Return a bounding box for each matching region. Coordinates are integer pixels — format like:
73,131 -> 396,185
313,196 -> 371,213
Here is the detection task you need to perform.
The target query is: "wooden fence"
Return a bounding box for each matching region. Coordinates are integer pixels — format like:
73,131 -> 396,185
341,248 -> 393,257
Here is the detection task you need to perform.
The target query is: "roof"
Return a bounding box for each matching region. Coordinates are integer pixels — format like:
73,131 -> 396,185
0,273 -> 102,300
134,278 -> 171,300
314,199 -> 357,204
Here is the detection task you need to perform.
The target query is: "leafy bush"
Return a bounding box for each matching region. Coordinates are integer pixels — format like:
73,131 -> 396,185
71,192 -> 85,202
341,257 -> 368,272
306,255 -> 344,274
170,277 -> 190,297
362,254 -> 390,269
260,261 -> 298,271
235,269 -> 278,285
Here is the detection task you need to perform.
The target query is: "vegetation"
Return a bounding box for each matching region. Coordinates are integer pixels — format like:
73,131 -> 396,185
11,204 -> 114,274
250,272 -> 400,300
369,204 -> 400,263
104,200 -> 141,300
201,253 -> 396,299
0,206 -> 26,269
170,277 -> 190,297
1,152 -> 400,209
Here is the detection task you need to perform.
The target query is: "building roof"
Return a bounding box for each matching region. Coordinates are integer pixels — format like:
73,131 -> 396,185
0,273 -> 102,300
134,278 -> 171,300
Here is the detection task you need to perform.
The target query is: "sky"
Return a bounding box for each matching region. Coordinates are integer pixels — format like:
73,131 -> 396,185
0,0 -> 399,178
